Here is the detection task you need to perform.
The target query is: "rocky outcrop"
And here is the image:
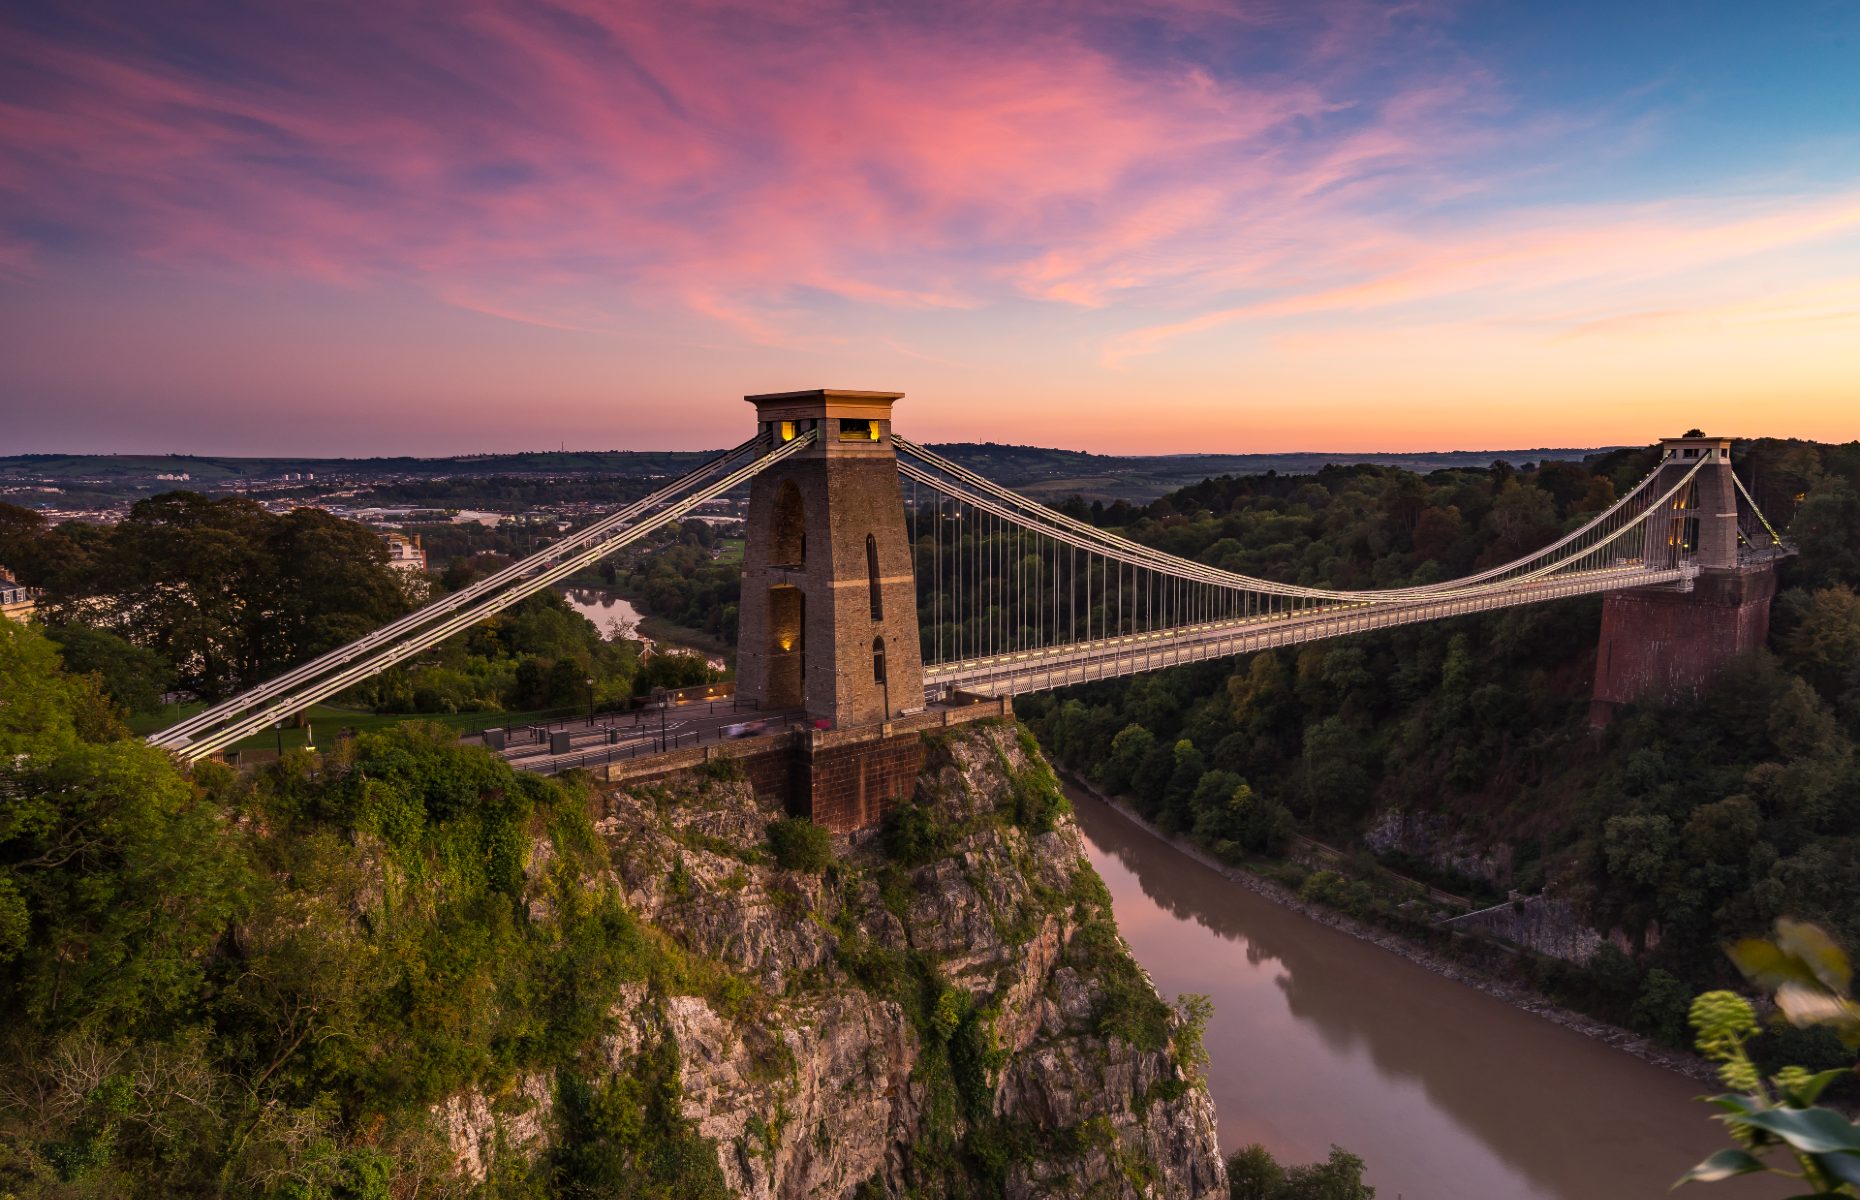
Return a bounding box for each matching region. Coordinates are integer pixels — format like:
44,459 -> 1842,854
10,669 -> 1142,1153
436,1069 -> 554,1185
1364,805 -> 1513,887
436,721 -> 1226,1198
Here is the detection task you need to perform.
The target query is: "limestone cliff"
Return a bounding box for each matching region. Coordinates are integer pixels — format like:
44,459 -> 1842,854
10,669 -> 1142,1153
441,721 -> 1227,1198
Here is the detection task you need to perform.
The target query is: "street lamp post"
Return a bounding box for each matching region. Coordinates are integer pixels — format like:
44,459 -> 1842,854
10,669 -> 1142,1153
585,676 -> 595,727
659,693 -> 670,751
273,721 -> 282,758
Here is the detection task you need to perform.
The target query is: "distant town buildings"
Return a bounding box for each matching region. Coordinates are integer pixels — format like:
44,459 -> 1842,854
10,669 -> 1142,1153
0,571 -> 38,623
155,472 -> 191,481
380,532 -> 427,573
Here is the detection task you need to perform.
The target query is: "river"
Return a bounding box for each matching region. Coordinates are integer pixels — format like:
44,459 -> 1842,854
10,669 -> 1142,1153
1068,784 -> 1788,1200
559,587 -> 728,668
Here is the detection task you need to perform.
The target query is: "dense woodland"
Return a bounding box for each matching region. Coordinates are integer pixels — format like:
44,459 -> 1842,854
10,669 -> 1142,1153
1012,437 -> 1860,1053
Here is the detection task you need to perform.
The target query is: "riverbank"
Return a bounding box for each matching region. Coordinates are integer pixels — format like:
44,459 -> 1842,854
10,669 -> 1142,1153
1061,769 -> 1721,1088
633,611 -> 732,660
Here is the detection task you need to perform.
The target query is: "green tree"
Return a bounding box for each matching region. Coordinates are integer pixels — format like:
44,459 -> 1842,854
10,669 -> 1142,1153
1602,813 -> 1676,888
1789,479 -> 1860,589
1683,796 -> 1762,867
1228,1144 -> 1286,1200
1101,724 -> 1156,794
1188,769 -> 1246,832
0,620 -> 246,1034
1301,718 -> 1373,830
27,492 -> 413,701
0,501 -> 50,579
46,621 -> 174,715
1160,740 -> 1208,832
1281,1147 -> 1376,1200
1780,585 -> 1860,706
1631,969 -> 1694,1048
1229,1144 -> 1375,1200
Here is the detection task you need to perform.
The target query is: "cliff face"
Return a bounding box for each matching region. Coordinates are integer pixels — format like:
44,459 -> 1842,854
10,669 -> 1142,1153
445,721 -> 1226,1198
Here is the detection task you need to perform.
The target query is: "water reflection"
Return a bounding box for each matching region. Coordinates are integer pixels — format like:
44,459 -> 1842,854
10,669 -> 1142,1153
1069,785 -> 1787,1200
559,588 -> 728,669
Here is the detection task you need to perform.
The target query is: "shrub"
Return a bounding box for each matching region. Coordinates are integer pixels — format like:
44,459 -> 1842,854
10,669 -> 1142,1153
767,818 -> 834,873
1229,1144 -> 1375,1200
1004,758 -> 1069,833
1298,870 -> 1377,918
883,797 -> 957,867
1172,993 -> 1213,1082
1631,968 -> 1693,1047
1070,921 -> 1171,1053
1228,1144 -> 1286,1200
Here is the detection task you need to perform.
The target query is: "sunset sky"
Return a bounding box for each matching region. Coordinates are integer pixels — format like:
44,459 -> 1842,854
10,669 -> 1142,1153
2,0 -> 1857,455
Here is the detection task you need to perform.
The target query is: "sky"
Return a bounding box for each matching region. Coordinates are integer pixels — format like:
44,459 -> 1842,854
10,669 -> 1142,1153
1,0 -> 1857,456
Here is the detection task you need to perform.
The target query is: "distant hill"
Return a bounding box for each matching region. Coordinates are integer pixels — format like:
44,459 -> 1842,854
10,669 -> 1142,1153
923,443 -> 1624,502
0,442 -> 1627,509
0,449 -> 716,484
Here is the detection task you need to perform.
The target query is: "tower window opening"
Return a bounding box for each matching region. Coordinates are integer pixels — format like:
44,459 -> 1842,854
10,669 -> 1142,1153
838,418 -> 880,442
770,480 -> 805,568
872,636 -> 887,684
866,533 -> 883,620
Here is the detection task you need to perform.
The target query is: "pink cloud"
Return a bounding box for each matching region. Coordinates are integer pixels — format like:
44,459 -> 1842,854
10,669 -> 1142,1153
0,0 -> 1505,344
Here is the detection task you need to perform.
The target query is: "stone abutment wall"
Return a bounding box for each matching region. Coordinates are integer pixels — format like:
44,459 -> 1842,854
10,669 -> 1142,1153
599,698 -> 1011,832
1590,564 -> 1777,726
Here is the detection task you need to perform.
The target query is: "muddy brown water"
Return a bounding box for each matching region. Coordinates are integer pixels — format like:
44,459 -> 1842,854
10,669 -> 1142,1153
1068,784 -> 1791,1200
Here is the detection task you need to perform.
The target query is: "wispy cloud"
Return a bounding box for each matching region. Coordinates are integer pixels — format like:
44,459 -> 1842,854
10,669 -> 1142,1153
1101,189 -> 1860,365
0,0 -> 1512,343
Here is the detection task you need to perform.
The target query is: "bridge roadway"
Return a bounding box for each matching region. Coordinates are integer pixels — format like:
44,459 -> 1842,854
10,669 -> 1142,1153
469,701 -> 811,775
926,561 -> 1698,699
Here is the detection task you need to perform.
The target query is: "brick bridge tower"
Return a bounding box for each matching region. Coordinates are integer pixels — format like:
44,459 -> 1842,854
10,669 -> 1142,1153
736,389 -> 926,728
1590,435 -> 1778,725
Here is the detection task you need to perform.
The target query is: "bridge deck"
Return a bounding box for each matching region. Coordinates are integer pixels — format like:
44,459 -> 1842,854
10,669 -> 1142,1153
925,563 -> 1696,698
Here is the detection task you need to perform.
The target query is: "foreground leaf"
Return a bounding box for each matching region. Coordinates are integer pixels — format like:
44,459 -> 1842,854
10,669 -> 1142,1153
1776,919 -> 1853,996
1733,1107 -> 1860,1155
1816,1149 -> 1860,1187
1783,1069 -> 1856,1109
1730,938 -> 1821,993
1702,1093 -> 1759,1116
1673,1147 -> 1765,1187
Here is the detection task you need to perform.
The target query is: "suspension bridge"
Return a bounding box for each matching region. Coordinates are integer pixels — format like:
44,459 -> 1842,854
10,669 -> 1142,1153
151,389 -> 1787,824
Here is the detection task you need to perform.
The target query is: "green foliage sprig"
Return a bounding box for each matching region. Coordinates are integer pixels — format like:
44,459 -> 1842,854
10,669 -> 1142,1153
1680,919 -> 1860,1194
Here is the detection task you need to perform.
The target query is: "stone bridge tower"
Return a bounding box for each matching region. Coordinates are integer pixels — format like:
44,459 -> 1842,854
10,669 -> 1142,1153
1590,435 -> 1779,725
736,389 -> 926,728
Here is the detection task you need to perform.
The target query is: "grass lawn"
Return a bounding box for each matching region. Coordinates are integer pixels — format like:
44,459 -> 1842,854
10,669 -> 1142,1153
128,701 -> 583,753
716,538 -> 745,564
